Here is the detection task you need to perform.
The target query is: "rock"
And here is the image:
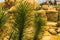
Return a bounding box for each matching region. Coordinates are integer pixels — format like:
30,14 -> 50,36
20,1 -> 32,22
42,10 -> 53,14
43,31 -> 51,36
46,22 -> 57,26
42,5 -> 56,10
48,6 -> 56,10
42,5 -> 49,10
48,27 -> 57,35
46,10 -> 58,22
56,21 -> 60,27
50,36 -> 59,40
56,27 -> 60,33
41,36 -> 51,40
42,5 -> 58,22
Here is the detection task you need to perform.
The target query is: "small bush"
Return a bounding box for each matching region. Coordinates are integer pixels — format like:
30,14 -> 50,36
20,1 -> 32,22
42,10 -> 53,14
58,13 -> 60,21
15,0 -> 34,40
0,7 -> 3,28
36,6 -> 42,10
33,13 -> 46,40
0,7 -> 9,28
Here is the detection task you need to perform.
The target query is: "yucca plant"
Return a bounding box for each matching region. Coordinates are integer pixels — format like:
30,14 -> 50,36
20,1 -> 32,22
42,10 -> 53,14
15,0 -> 34,40
58,13 -> 60,21
35,6 -> 42,10
14,0 -> 46,40
16,2 -> 27,40
21,2 -> 36,40
0,7 -> 8,28
33,13 -> 46,40
22,11 -> 35,40
0,7 -> 3,28
0,7 -> 3,17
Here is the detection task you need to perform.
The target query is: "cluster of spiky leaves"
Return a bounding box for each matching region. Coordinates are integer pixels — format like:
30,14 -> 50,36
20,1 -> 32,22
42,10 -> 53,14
58,13 -> 60,21
0,7 -> 3,18
22,11 -> 35,40
0,7 -> 3,28
33,13 -> 46,40
35,6 -> 42,10
0,0 -> 46,40
15,0 -> 34,40
56,4 -> 60,8
14,0 -> 46,40
0,7 -> 9,28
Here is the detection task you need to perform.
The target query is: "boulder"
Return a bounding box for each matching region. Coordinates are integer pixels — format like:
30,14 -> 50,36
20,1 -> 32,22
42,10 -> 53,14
42,5 -> 56,10
48,27 -> 57,35
56,27 -> 60,33
42,5 -> 49,10
56,21 -> 60,27
46,10 -> 58,22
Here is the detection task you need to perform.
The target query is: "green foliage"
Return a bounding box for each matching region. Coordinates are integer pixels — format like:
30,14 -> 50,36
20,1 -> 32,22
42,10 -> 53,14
58,13 -> 60,21
12,0 -> 45,40
0,7 -> 4,28
16,2 -> 26,40
0,7 -> 3,18
55,4 -> 60,8
35,13 -> 46,26
15,0 -> 33,40
8,30 -> 19,40
0,7 -> 10,28
33,13 -> 46,40
36,6 -> 42,10
57,4 -> 60,8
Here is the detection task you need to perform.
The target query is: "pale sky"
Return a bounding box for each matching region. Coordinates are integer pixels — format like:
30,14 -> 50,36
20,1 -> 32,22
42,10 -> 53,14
0,0 -> 45,2
38,0 -> 46,3
0,0 -> 60,3
0,0 -> 4,2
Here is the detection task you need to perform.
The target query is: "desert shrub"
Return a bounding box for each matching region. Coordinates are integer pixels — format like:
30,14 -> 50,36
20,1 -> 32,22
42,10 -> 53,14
0,7 -> 4,28
54,4 -> 60,9
35,6 -> 42,10
57,4 -> 60,8
0,7 -> 3,18
33,13 -> 46,40
0,7 -> 9,28
12,0 -> 46,40
15,0 -> 34,40
58,13 -> 60,21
